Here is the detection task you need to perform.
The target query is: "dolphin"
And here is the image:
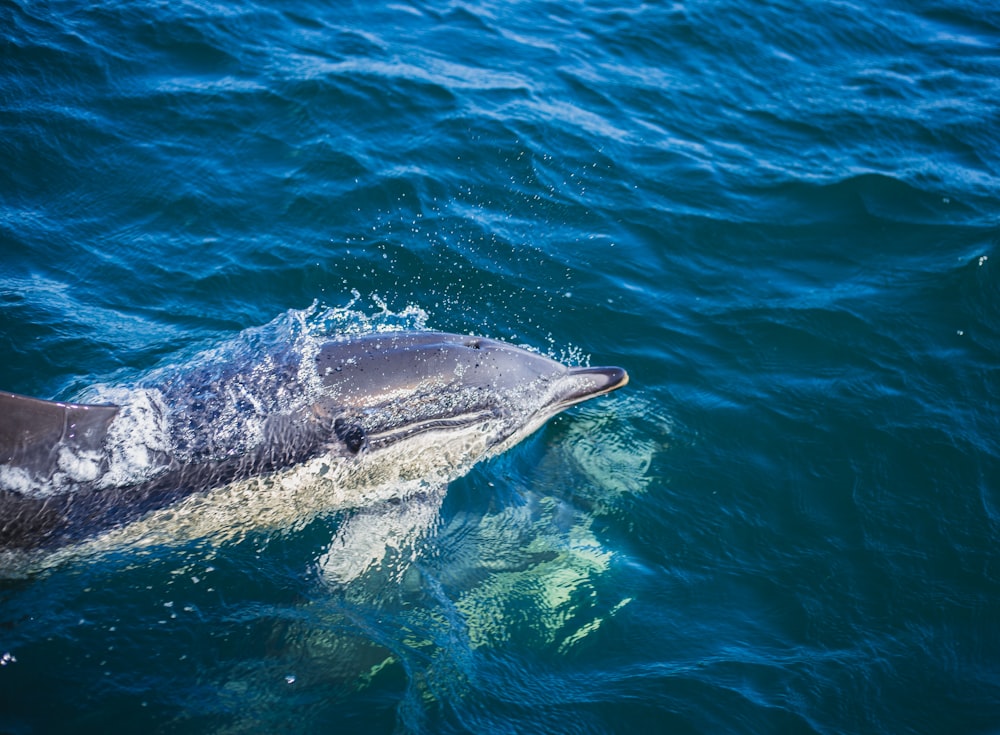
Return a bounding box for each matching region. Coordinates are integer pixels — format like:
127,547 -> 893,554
0,331 -> 627,552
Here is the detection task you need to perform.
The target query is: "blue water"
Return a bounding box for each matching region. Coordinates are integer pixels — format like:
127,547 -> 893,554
2,0 -> 999,732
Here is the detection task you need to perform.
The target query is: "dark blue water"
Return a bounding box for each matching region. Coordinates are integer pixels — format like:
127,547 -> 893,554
2,0 -> 999,732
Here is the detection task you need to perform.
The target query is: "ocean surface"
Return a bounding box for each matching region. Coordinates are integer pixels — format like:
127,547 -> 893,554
1,0 -> 998,732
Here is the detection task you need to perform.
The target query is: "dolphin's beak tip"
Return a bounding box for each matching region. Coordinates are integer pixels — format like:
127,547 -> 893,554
584,366 -> 629,391
608,366 -> 629,389
560,365 -> 629,406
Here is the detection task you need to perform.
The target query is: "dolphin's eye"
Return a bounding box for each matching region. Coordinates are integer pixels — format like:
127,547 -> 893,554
468,340 -> 481,350
334,418 -> 368,454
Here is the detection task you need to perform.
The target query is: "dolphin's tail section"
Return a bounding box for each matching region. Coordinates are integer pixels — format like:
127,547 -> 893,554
0,391 -> 120,482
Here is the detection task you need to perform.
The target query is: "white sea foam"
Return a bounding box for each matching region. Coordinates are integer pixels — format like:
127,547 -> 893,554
55,445 -> 102,484
0,465 -> 38,496
96,387 -> 172,488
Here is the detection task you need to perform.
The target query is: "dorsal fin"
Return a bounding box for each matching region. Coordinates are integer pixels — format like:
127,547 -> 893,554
0,391 -> 120,479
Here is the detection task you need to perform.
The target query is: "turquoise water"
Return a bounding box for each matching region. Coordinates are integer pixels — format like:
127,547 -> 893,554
2,0 -> 999,732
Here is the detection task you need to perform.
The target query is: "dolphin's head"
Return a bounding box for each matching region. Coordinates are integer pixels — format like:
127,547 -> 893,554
312,332 -> 628,456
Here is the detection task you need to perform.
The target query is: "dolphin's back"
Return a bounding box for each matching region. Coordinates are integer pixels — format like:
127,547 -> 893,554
0,390 -> 336,550
0,393 -> 120,550
0,391 -> 120,479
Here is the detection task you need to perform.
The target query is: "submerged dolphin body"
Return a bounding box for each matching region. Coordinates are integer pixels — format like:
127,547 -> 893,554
0,331 -> 627,551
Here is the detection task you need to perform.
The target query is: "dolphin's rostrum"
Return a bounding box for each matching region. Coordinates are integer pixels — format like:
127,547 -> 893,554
0,331 -> 628,550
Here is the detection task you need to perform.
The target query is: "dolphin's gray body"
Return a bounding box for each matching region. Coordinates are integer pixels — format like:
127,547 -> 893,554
0,331 -> 627,550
